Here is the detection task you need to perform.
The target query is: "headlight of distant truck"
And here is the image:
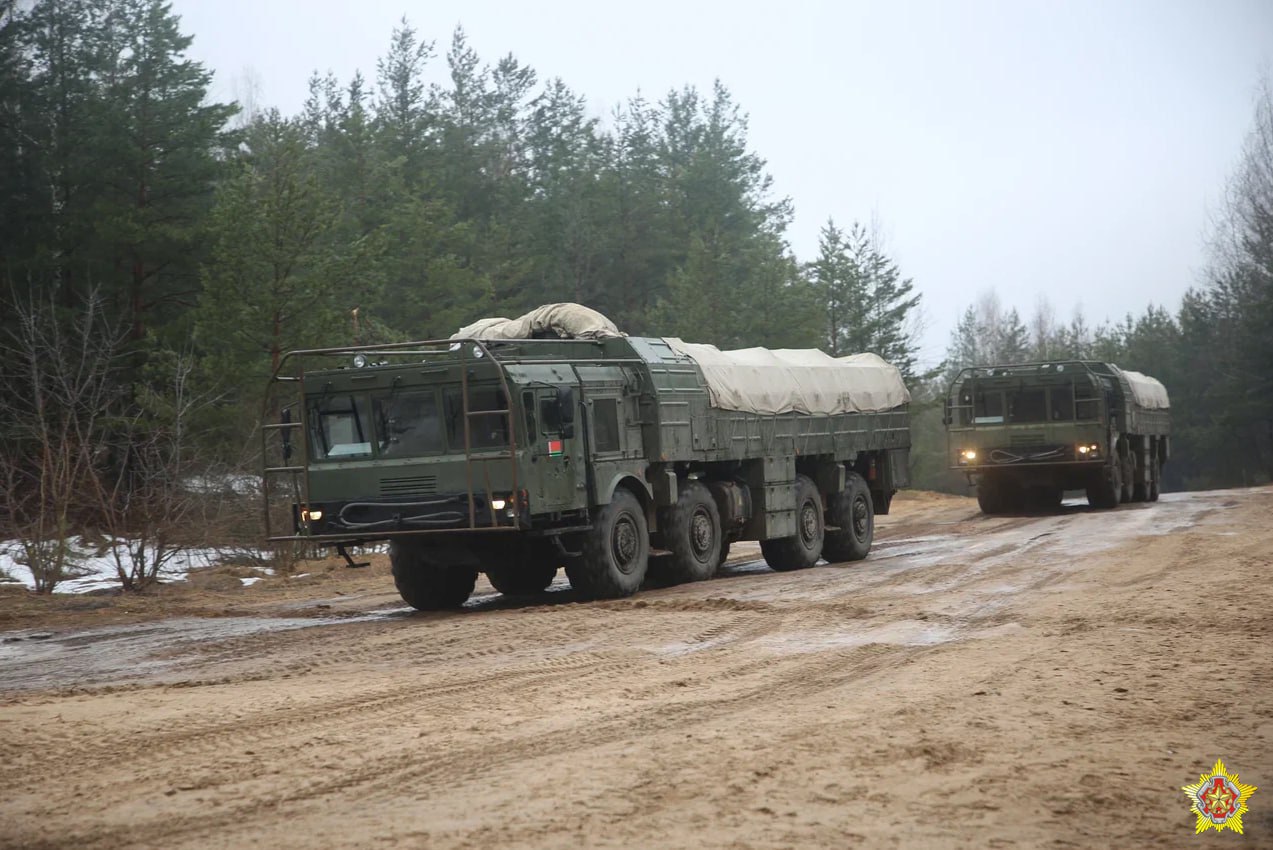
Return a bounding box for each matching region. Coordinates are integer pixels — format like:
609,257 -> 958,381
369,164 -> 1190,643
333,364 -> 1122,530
1076,443 -> 1100,457
958,449 -> 977,464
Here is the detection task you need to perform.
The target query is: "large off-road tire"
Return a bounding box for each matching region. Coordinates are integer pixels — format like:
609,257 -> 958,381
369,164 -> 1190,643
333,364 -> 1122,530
760,474 -> 824,572
1087,462 -> 1122,509
717,541 -> 732,567
390,541 -> 478,610
1132,447 -> 1149,502
1148,455 -> 1161,502
485,563 -> 558,596
977,476 -> 1006,515
1119,445 -> 1135,504
648,481 -> 722,586
564,488 -> 649,599
823,472 -> 873,562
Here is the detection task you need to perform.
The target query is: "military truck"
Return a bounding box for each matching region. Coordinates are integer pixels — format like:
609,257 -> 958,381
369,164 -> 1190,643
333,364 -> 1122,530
262,305 -> 911,609
944,361 -> 1170,513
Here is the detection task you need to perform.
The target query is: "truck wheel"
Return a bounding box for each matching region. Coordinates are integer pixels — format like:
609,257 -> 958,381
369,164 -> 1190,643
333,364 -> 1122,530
390,541 -> 477,610
823,472 -> 873,562
760,474 -> 823,571
565,488 -> 649,599
1086,463 -> 1121,509
976,477 -> 1003,515
649,481 -> 722,585
1148,456 -> 1161,502
1119,450 -> 1135,503
485,563 -> 558,596
1132,448 -> 1148,502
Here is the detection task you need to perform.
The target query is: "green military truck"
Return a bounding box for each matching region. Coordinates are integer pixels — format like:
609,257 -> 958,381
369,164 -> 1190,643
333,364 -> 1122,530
262,304 -> 911,609
944,361 -> 1170,513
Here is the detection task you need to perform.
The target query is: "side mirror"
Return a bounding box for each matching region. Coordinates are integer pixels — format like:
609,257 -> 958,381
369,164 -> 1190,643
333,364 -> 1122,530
280,407 -> 294,462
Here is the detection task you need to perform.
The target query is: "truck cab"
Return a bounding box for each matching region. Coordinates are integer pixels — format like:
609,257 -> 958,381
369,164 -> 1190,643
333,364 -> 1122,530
945,361 -> 1169,513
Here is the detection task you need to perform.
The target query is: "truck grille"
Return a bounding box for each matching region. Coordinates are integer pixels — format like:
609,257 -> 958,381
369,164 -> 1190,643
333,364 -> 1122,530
379,475 -> 437,496
1009,432 -> 1045,447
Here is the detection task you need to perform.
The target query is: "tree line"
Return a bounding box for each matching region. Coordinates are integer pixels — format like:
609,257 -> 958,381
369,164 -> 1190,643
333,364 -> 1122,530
0,0 -> 1269,588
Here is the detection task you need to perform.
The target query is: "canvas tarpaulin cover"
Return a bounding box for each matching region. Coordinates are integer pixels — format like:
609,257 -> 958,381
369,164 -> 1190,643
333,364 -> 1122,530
1118,369 -> 1170,410
662,339 -> 911,415
452,303 -> 623,341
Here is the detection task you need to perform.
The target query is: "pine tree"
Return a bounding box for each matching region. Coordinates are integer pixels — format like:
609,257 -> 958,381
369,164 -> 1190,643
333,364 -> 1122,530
93,0 -> 236,342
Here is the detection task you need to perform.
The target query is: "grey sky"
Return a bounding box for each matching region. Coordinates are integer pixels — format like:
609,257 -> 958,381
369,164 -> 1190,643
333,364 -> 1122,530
172,0 -> 1272,364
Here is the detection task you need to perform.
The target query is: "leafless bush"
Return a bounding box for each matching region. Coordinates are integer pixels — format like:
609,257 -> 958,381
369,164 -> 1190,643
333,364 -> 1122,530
0,289 -> 123,592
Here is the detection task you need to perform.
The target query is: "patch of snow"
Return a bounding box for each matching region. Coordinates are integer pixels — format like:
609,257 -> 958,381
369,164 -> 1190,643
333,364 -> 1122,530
182,473 -> 261,496
0,538 -> 264,594
240,576 -> 264,586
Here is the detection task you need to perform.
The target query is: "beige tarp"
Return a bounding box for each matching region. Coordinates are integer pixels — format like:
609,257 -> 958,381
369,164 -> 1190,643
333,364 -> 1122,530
663,339 -> 911,414
452,303 -> 623,341
1119,368 -> 1170,410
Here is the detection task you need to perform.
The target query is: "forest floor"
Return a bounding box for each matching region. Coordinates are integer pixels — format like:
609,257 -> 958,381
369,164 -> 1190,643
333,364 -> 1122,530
1,487 -> 1271,849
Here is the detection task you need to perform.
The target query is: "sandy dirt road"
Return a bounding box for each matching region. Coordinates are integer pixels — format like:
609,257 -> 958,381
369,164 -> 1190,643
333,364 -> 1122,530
2,488 -> 1271,849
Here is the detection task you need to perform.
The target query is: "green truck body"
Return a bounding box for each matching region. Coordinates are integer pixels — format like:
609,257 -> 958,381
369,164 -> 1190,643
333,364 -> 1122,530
944,361 -> 1170,512
264,335 -> 911,608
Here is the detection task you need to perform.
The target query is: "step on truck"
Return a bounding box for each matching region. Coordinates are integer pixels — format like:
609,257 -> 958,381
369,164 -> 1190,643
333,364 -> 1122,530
262,304 -> 912,609
944,361 -> 1170,513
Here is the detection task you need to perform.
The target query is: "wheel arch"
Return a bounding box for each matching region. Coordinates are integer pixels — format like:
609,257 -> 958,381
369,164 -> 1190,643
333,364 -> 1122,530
597,472 -> 655,526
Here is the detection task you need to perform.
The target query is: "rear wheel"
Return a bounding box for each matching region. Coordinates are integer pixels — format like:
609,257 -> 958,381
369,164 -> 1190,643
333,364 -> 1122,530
761,475 -> 824,571
390,541 -> 477,610
823,472 -> 873,562
1119,445 -> 1135,503
1132,446 -> 1149,502
648,481 -> 722,586
565,488 -> 649,599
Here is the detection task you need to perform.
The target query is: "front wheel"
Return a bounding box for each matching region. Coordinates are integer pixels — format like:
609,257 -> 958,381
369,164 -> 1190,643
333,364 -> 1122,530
760,474 -> 824,571
390,541 -> 477,610
1148,455 -> 1161,501
977,475 -> 1006,515
823,472 -> 873,562
1087,463 -> 1122,509
565,488 -> 649,599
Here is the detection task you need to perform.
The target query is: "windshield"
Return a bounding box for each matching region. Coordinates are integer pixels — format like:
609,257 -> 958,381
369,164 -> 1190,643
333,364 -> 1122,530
375,390 -> 444,457
445,386 -> 509,450
308,394 -> 373,460
957,380 -> 1096,425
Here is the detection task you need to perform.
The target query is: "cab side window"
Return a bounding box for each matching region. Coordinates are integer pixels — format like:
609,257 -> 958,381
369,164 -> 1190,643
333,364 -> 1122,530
539,395 -> 562,434
593,398 -> 620,452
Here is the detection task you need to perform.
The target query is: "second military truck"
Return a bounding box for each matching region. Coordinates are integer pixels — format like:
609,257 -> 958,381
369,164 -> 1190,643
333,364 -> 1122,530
263,304 -> 911,609
945,360 -> 1170,513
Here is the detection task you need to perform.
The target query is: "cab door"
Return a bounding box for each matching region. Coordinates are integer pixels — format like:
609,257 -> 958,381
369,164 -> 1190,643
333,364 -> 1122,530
524,385 -> 586,514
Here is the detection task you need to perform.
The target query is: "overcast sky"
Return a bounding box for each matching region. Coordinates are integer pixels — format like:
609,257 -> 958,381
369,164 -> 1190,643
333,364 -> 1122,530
172,0 -> 1272,364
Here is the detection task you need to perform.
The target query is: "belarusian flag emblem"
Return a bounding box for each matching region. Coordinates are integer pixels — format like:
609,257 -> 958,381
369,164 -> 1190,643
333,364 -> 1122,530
547,439 -> 563,456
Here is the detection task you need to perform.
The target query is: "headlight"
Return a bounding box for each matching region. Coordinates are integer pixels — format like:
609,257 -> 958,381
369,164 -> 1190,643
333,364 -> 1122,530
352,353 -> 368,368
959,449 -> 978,464
490,498 -> 507,510
301,508 -> 323,522
1076,443 -> 1100,456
